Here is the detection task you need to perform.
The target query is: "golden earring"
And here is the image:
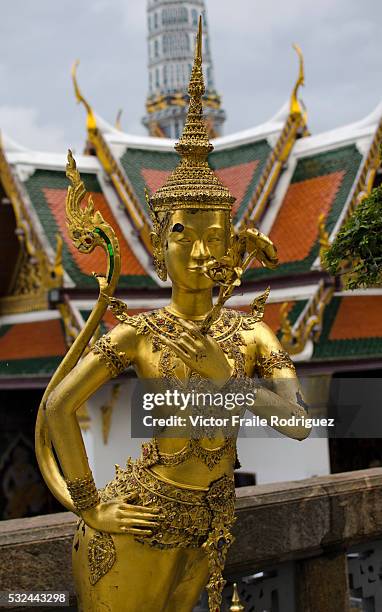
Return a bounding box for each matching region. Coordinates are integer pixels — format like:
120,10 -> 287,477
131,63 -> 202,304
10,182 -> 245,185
153,250 -> 167,281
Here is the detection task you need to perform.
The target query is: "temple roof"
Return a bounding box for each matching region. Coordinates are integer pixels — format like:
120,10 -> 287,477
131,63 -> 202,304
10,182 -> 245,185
1,89 -> 382,378
3,145 -> 159,290
0,312 -> 67,378
92,102 -> 289,223
313,293 -> 382,361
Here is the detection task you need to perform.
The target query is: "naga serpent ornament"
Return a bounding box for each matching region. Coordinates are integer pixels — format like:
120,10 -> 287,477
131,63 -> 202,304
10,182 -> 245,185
35,150 -> 121,512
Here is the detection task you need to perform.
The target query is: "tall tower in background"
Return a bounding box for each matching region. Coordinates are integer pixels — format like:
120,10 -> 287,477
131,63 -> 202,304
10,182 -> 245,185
142,0 -> 226,139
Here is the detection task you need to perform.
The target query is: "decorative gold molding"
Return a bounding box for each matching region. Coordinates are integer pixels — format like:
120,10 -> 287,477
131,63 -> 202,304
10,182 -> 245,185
148,120 -> 166,138
57,298 -> 82,347
0,135 -> 63,313
0,132 -> 39,259
146,91 -> 221,115
0,292 -> 48,315
72,62 -> 152,253
318,212 -> 330,268
336,117 -> 382,231
280,281 -> 334,355
240,45 -> 309,227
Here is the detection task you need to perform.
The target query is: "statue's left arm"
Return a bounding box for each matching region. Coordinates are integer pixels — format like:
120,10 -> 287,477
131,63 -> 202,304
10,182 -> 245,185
248,321 -> 311,441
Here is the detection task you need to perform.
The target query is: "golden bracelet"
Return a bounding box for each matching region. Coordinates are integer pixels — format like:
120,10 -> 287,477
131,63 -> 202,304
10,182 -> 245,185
91,335 -> 131,378
65,472 -> 100,512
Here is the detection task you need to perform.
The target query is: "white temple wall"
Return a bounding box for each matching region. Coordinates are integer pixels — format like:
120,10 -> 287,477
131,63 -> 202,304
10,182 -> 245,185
237,435 -> 330,485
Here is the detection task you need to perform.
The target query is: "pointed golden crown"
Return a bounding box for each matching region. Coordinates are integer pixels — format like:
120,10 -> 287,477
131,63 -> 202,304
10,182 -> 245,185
150,17 -> 235,213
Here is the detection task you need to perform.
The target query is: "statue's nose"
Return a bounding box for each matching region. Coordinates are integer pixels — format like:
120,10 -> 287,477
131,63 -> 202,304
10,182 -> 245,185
190,239 -> 209,261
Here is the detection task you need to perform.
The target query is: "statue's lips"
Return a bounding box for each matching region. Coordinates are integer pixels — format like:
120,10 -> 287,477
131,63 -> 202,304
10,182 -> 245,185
187,266 -> 205,272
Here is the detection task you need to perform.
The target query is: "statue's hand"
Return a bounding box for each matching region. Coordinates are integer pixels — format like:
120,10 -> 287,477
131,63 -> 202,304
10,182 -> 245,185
245,228 -> 278,269
81,494 -> 162,535
161,319 -> 232,385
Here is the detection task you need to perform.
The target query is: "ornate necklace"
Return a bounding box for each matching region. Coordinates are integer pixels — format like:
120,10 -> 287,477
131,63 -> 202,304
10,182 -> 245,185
139,307 -> 248,381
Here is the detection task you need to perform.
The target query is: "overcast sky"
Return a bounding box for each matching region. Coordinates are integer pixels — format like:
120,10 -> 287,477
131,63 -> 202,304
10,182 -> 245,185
0,0 -> 381,153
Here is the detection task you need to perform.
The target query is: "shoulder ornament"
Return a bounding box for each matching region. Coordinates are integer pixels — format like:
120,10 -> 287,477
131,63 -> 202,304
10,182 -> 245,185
241,287 -> 271,330
91,335 -> 131,378
107,297 -> 153,336
257,349 -> 295,378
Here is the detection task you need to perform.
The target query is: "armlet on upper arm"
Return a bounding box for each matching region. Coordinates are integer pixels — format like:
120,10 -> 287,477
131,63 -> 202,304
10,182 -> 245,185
256,349 -> 296,378
91,335 -> 131,378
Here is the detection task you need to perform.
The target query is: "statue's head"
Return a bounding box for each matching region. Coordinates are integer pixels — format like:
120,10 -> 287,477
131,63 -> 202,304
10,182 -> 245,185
151,208 -> 231,289
148,17 -> 235,287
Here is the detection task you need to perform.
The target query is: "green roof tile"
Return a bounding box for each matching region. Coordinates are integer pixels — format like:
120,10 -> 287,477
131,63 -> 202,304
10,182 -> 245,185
313,297 -> 382,360
0,356 -> 62,377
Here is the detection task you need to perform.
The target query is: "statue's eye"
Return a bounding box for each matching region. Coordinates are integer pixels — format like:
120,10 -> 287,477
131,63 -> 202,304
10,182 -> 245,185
172,223 -> 184,233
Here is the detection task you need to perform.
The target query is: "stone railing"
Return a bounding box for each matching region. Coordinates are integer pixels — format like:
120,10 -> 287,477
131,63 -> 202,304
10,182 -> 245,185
1,469 -> 382,611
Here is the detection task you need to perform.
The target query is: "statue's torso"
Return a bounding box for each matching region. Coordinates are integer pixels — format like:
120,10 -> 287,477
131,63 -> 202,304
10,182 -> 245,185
115,306 -> 261,487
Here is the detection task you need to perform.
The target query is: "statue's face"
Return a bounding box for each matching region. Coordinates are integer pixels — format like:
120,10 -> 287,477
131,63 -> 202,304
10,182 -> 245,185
164,209 -> 230,290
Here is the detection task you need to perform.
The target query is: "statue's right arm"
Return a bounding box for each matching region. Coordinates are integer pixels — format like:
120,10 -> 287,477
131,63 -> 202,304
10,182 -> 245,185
46,324 -> 160,535
45,324 -> 161,534
45,323 -> 135,479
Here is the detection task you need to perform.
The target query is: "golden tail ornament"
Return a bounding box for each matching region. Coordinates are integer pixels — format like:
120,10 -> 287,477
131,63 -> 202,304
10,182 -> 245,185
35,150 -> 121,512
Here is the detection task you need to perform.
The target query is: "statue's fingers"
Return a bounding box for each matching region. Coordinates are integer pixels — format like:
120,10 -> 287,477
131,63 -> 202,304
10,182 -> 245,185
119,510 -> 162,521
179,330 -> 200,349
120,518 -> 159,528
118,503 -> 160,514
160,335 -> 184,355
163,335 -> 195,361
178,338 -> 197,357
120,527 -> 152,535
178,320 -> 204,341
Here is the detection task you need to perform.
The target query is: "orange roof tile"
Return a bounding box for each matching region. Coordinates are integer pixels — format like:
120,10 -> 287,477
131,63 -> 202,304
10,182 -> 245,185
141,169 -> 171,194
0,319 -> 67,360
141,161 -> 258,216
103,309 -> 118,331
329,296 -> 382,340
214,161 -> 259,215
43,189 -> 146,276
269,171 -> 345,264
263,301 -> 294,333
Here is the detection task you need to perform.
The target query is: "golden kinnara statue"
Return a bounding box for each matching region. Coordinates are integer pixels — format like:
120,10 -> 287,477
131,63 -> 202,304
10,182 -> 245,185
35,18 -> 311,612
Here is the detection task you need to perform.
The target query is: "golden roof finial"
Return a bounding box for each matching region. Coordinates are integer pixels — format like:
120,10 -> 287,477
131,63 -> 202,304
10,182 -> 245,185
230,583 -> 245,611
115,109 -> 123,131
280,302 -> 294,345
150,15 -> 235,213
71,60 -> 97,131
53,233 -> 64,280
290,44 -> 306,118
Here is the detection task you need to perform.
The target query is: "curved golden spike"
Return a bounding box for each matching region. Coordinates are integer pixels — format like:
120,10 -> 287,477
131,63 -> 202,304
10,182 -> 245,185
290,43 -> 306,117
196,14 -> 203,61
115,108 -> 123,130
71,60 -> 97,131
